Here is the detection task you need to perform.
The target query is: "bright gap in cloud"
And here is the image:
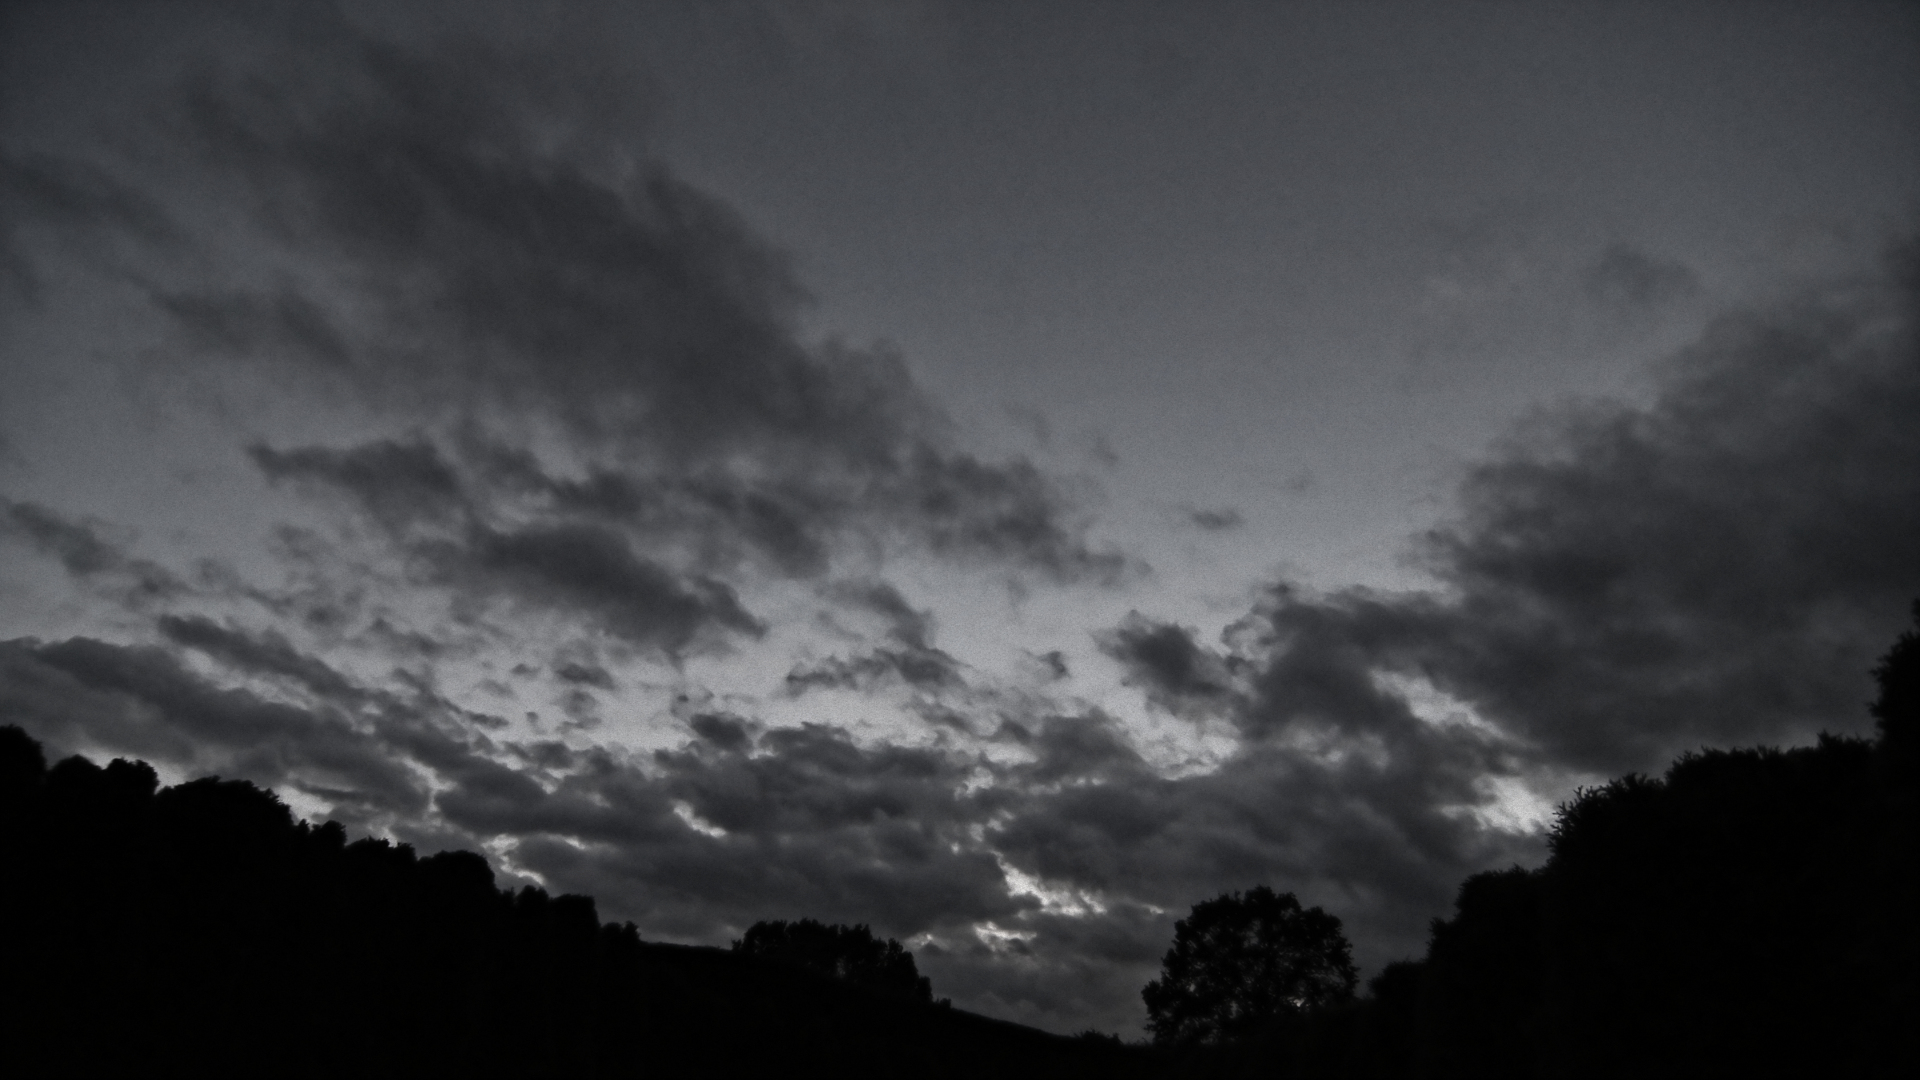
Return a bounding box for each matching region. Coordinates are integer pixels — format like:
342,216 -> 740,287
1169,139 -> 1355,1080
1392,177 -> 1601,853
670,800 -> 729,839
1465,775 -> 1559,835
997,857 -> 1106,918
1372,669 -> 1580,835
275,784 -> 336,826
1370,669 -> 1511,739
480,835 -> 550,889
972,921 -> 1038,954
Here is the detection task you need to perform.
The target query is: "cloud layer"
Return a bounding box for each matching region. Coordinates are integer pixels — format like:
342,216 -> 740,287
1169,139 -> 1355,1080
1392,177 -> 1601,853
150,23 -> 1122,591
4,237 -> 1913,1036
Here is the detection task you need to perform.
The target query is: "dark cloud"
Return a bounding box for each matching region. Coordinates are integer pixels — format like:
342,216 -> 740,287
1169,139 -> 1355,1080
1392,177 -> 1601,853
458,522 -> 764,652
456,427 -> 843,579
0,635 -> 429,819
156,284 -> 356,371
459,721 -> 1026,946
553,661 -> 615,691
249,439 -> 464,531
360,616 -> 448,661
0,151 -> 178,296
902,448 -> 1128,583
100,21 -> 1122,587
1583,243 -> 1701,310
249,439 -> 764,654
1010,710 -> 1147,786
542,651 -> 618,726
991,727 -> 1531,973
1098,613 -> 1241,716
255,431 -> 837,581
1031,650 -> 1071,681
1184,506 -> 1245,531
785,644 -> 964,696
0,152 -> 177,242
156,614 -> 362,703
688,711 -> 753,752
1215,243 -> 1920,774
1,499 -> 186,606
0,627 -> 607,847
245,419 -> 1084,666
240,418 -> 1118,655
786,583 -> 962,694
3,9 -> 1127,602
831,579 -> 935,649
167,35 -> 831,451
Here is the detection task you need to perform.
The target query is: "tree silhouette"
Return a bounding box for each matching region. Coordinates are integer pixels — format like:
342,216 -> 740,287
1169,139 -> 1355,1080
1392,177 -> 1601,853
1872,599 -> 1918,782
1141,886 -> 1356,1046
1414,866 -> 1542,1078
733,918 -> 933,1003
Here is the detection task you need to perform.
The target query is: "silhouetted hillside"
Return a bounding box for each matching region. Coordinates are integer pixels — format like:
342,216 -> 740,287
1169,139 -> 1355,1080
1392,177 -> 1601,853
0,727 -> 1154,1078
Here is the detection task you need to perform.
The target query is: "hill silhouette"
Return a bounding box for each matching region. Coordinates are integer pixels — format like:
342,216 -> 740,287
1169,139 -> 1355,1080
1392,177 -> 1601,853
0,727 -> 1153,1078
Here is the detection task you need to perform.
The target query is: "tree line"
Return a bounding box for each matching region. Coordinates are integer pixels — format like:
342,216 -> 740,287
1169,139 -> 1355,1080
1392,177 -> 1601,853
0,603 -> 1911,1075
1143,602 -> 1916,1078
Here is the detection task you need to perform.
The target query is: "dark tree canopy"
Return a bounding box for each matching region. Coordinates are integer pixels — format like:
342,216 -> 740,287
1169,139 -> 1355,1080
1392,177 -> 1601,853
1414,867 -> 1543,1079
1141,886 -> 1357,1046
733,918 -> 933,1004
1872,599 -> 1919,781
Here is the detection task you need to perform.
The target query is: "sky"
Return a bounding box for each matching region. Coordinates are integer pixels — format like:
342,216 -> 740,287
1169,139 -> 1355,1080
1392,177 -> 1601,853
2,0 -> 1917,1037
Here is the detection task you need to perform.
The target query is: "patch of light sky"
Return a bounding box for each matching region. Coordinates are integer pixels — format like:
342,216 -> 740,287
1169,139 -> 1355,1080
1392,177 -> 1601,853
998,857 -> 1108,919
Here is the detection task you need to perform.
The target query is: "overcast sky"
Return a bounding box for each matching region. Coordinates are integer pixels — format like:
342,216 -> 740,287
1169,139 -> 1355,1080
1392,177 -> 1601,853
2,0 -> 1917,1036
